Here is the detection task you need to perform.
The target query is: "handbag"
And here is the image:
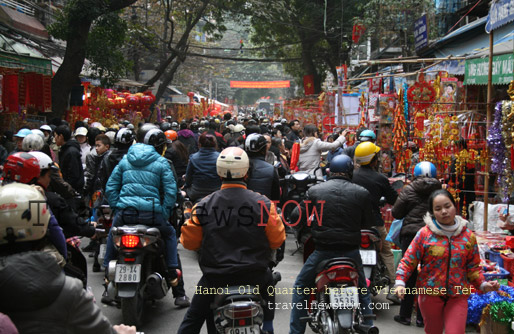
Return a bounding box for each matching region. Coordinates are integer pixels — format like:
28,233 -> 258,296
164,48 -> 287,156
386,218 -> 403,247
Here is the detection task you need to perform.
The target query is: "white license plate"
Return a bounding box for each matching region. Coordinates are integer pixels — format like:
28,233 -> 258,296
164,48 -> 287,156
360,249 -> 376,265
329,286 -> 359,309
225,325 -> 259,334
98,244 -> 106,261
115,264 -> 141,283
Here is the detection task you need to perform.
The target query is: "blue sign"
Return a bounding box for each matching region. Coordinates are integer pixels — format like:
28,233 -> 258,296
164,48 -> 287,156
414,15 -> 428,50
486,0 -> 514,33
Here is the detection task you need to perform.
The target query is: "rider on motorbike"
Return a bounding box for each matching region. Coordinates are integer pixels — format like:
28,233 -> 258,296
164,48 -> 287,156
352,141 -> 398,303
103,124 -> 178,286
178,147 -> 286,334
289,154 -> 375,334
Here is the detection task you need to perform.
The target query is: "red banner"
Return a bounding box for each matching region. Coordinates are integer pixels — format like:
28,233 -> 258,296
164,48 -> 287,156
352,24 -> 366,44
2,74 -> 19,113
230,81 -> 290,88
303,75 -> 315,95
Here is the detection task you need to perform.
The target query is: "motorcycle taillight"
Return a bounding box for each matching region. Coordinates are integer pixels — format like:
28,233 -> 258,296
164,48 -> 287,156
223,304 -> 259,319
361,234 -> 371,248
326,267 -> 358,282
121,235 -> 140,248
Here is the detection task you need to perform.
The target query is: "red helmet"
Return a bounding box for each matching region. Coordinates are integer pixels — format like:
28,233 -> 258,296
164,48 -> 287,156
164,130 -> 178,142
3,153 -> 40,184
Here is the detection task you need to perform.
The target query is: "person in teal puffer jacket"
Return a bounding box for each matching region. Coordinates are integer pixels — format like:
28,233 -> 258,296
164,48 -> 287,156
103,125 -> 178,279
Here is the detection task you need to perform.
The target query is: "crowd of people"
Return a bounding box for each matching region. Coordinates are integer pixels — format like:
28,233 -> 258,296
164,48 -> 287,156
0,112 -> 503,334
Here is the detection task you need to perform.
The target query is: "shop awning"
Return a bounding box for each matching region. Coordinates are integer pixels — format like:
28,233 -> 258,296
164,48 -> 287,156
0,5 -> 48,40
0,49 -> 52,76
464,53 -> 514,85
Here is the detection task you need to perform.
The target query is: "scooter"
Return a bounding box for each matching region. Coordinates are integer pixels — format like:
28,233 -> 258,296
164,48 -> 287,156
360,229 -> 390,296
301,237 -> 379,334
105,224 -> 179,326
212,286 -> 265,334
93,205 -> 113,272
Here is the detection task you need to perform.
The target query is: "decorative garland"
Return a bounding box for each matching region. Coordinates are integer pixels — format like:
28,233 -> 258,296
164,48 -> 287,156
393,88 -> 409,173
468,285 -> 514,328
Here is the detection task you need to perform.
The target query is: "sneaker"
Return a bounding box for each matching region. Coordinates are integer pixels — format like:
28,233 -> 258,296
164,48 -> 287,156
174,296 -> 191,308
101,290 -> 119,306
393,315 -> 411,326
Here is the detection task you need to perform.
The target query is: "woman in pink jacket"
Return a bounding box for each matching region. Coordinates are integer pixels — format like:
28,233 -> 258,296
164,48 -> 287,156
395,189 -> 499,333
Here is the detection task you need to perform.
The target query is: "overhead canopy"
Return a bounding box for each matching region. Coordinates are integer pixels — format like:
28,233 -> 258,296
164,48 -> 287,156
0,5 -> 48,40
230,81 -> 290,88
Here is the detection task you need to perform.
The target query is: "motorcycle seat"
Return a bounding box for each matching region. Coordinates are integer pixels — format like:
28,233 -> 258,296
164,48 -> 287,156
212,285 -> 262,308
316,257 -> 358,273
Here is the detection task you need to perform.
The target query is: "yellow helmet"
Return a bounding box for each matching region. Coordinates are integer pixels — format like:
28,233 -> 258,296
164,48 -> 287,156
355,142 -> 381,165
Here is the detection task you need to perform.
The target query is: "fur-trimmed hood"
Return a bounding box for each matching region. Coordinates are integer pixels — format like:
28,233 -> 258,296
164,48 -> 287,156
423,213 -> 468,237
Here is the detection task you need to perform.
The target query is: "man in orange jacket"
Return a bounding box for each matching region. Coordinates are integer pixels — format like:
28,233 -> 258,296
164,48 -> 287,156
178,147 -> 286,334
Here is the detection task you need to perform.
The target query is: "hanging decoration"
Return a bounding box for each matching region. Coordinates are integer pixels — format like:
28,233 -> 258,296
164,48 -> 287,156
392,87 -> 410,173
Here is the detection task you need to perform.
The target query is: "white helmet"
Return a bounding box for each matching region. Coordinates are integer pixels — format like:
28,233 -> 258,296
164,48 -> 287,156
22,134 -> 44,152
31,129 -> 45,141
28,152 -> 57,171
216,147 -> 250,179
0,183 -> 50,244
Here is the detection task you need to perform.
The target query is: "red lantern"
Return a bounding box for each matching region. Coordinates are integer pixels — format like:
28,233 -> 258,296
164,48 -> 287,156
105,89 -> 114,98
210,110 -> 218,116
126,95 -> 138,109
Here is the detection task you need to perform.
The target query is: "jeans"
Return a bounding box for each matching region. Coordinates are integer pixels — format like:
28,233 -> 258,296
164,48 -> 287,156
103,209 -> 178,269
289,249 -> 373,334
178,270 -> 275,334
399,235 -> 423,322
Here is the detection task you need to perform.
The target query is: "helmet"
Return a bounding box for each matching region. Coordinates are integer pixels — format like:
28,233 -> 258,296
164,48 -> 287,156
115,128 -> 136,145
74,127 -> 88,137
40,125 -> 52,132
3,153 -> 40,184
27,152 -> 57,171
354,142 -> 381,165
330,154 -> 354,174
280,118 -> 287,125
414,161 -> 437,178
31,129 -> 45,141
160,122 -> 172,132
232,124 -> 245,134
137,123 -> 158,143
0,183 -> 50,244
171,122 -> 179,131
245,133 -> 267,152
217,147 -> 250,179
164,130 -> 178,142
21,134 -> 44,152
143,128 -> 166,150
105,131 -> 116,145
190,122 -> 199,132
358,129 -> 376,142
14,128 -> 32,138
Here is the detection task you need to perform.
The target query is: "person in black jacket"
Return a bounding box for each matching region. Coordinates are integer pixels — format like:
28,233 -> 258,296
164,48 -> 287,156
391,161 -> 441,327
352,142 -> 398,302
54,125 -> 84,193
289,154 -> 375,334
177,122 -> 198,155
244,133 -> 280,201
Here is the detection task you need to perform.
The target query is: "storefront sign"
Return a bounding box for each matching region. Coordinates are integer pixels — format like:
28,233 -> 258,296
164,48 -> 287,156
486,0 -> 514,33
414,15 -> 428,50
0,51 -> 52,76
464,53 -> 514,85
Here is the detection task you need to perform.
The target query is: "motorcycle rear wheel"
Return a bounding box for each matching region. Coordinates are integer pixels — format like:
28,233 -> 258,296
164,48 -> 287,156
121,290 -> 144,327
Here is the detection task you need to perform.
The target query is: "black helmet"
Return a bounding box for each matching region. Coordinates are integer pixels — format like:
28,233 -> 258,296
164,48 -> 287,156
115,128 -> 136,145
190,122 -> 199,132
171,122 -> 179,131
143,128 -> 166,153
137,123 -> 159,143
330,154 -> 354,174
244,133 -> 268,153
160,122 -> 172,132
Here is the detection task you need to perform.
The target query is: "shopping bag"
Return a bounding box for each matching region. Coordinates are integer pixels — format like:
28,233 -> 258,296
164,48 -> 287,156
386,218 -> 403,247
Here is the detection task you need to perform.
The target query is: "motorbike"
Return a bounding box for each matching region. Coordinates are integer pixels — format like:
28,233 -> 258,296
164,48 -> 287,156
301,240 -> 379,334
282,170 -> 324,250
359,229 -> 390,296
212,286 -> 265,334
105,223 -> 177,326
93,205 -> 113,272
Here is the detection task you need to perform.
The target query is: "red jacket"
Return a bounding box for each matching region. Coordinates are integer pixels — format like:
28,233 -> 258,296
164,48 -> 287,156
396,214 -> 485,297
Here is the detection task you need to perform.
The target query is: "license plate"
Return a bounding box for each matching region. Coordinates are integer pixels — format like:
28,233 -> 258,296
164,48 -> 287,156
98,244 -> 106,261
360,249 -> 376,265
329,286 -> 359,309
115,264 -> 141,283
225,325 -> 259,334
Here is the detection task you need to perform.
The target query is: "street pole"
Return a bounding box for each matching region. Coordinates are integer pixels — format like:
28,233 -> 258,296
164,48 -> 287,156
484,30 -> 494,231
